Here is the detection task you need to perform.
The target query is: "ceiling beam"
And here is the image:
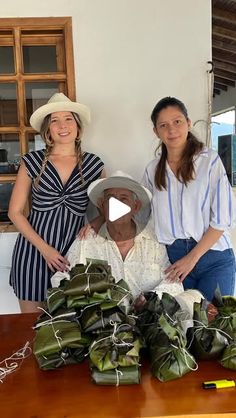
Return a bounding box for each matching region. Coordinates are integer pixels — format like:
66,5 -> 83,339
213,59 -> 236,74
213,38 -> 236,54
214,75 -> 235,87
214,68 -> 236,81
213,49 -> 236,66
214,82 -> 228,91
213,25 -> 236,41
213,7 -> 236,24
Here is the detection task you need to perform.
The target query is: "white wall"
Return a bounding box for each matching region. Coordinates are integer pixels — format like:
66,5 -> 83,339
1,0 -> 215,311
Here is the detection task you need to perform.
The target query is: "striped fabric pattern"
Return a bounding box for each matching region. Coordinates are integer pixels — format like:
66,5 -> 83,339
142,148 -> 236,251
9,150 -> 104,301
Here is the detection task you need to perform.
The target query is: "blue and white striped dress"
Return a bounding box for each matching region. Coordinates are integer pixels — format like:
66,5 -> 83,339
10,149 -> 104,301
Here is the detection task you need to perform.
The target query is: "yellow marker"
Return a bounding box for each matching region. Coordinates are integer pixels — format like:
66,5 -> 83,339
202,379 -> 235,389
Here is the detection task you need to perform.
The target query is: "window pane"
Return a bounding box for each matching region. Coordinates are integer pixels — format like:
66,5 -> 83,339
28,133 -> 45,152
211,109 -> 235,151
23,46 -> 58,73
25,82 -> 61,125
0,83 -> 18,125
0,134 -> 20,174
0,46 -> 14,74
0,182 -> 14,222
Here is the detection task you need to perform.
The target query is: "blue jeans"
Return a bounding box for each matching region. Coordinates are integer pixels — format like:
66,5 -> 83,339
166,238 -> 236,301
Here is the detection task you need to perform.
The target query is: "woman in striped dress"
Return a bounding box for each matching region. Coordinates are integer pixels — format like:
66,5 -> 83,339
8,93 -> 105,313
142,96 -> 236,301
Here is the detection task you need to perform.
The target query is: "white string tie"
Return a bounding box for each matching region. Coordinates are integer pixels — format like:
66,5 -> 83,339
193,319 -> 232,341
0,341 -> 32,383
170,343 -> 198,372
115,368 -> 123,386
47,289 -> 64,301
84,274 -> 91,294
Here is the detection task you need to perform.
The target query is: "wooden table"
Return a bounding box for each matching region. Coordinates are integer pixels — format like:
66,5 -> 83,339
0,313 -> 235,418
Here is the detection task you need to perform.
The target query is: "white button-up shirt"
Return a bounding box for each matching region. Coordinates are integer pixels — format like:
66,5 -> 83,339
142,148 -> 236,251
51,224 -> 183,298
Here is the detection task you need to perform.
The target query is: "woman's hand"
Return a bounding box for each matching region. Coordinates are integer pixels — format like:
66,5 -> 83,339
77,215 -> 105,239
77,223 -> 97,239
165,252 -> 199,283
41,245 -> 69,272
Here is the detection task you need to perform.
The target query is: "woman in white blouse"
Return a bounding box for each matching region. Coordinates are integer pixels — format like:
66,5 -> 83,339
142,96 -> 236,301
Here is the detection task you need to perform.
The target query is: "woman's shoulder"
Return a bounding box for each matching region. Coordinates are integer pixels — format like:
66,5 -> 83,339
22,149 -> 45,161
144,156 -> 160,174
82,151 -> 104,166
197,147 -> 220,164
144,155 -> 160,179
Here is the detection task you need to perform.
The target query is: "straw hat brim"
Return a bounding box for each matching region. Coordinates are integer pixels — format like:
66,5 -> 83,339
30,101 -> 91,132
88,176 -> 152,208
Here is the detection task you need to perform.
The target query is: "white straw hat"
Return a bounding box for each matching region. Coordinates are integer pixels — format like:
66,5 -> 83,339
88,170 -> 152,208
30,92 -> 91,132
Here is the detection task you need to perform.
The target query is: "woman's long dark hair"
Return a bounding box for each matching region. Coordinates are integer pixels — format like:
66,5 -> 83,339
151,97 -> 204,190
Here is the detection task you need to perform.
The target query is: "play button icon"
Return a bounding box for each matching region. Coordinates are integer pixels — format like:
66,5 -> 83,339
86,170 -> 152,241
108,197 -> 131,222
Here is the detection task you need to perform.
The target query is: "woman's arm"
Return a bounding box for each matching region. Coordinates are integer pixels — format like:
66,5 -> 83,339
165,226 -> 223,282
8,163 -> 68,272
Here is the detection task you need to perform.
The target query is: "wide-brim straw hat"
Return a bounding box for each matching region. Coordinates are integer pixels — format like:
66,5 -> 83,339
88,170 -> 152,208
30,92 -> 91,132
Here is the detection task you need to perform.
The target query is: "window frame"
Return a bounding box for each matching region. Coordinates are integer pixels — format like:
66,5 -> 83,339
0,17 -> 76,231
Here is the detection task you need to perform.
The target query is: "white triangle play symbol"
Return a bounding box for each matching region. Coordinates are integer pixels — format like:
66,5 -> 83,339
108,197 -> 131,222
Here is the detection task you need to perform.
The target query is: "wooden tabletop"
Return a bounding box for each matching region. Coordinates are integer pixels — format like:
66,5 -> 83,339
0,313 -> 235,418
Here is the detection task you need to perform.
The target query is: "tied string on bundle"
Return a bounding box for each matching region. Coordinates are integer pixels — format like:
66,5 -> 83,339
34,306 -> 76,329
47,288 -> 64,301
89,321 -> 134,353
84,261 -> 92,294
115,368 -> 123,387
35,307 -> 77,363
170,343 -> 198,372
84,274 -> 91,294
187,319 -> 232,348
69,261 -> 108,295
152,323 -> 199,373
0,341 -> 32,383
112,283 -> 133,307
150,343 -> 198,374
150,314 -> 199,380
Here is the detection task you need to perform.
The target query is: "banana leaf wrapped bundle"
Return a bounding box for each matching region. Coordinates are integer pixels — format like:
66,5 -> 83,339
34,308 -> 78,328
91,365 -> 141,385
187,299 -> 228,360
67,289 -> 114,309
89,325 -> 142,371
66,279 -> 133,314
110,279 -> 133,315
33,319 -> 91,370
211,289 -> 236,341
150,315 -> 197,382
80,305 -> 134,333
46,286 -> 67,314
35,346 -> 89,370
220,341 -> 236,371
64,261 -> 114,297
136,292 -> 181,343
